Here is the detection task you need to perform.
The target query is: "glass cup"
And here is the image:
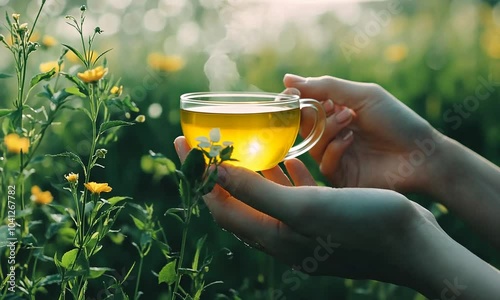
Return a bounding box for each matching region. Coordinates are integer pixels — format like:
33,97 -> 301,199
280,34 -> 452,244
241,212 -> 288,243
180,92 -> 326,171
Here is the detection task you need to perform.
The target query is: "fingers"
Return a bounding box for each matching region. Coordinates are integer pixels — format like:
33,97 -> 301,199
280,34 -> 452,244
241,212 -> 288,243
261,166 -> 292,186
306,107 -> 355,163
216,164 -> 309,225
204,185 -> 308,258
284,73 -> 374,110
174,136 -> 190,163
284,159 -> 317,186
319,130 -> 354,177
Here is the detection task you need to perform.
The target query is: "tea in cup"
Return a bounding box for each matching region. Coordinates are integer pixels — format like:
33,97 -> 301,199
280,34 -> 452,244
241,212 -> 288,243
180,92 -> 326,171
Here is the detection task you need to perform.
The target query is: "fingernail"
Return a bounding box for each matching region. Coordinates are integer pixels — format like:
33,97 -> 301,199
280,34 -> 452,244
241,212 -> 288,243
285,73 -> 306,83
342,130 -> 353,141
335,108 -> 352,124
323,99 -> 334,113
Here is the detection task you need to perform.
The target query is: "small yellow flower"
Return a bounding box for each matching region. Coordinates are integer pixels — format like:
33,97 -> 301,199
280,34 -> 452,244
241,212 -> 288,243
84,182 -> 112,194
39,61 -> 62,73
31,185 -> 53,205
18,23 -> 28,32
147,53 -> 185,72
12,14 -> 20,22
384,43 -> 408,63
77,66 -> 108,83
65,172 -> 79,183
4,133 -> 30,154
66,50 -> 98,63
41,35 -> 57,47
135,115 -> 146,123
110,85 -> 123,96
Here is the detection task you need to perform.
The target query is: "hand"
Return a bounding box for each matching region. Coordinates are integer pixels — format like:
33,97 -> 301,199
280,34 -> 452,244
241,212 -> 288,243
284,74 -> 444,193
173,136 -> 437,288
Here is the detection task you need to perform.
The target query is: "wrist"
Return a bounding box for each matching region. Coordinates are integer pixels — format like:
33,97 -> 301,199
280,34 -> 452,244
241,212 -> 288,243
418,130 -> 459,202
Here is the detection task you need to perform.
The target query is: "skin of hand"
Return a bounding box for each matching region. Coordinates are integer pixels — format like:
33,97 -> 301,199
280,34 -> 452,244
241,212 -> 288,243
283,73 -> 443,193
284,73 -> 500,250
174,136 -> 440,294
174,137 -> 500,299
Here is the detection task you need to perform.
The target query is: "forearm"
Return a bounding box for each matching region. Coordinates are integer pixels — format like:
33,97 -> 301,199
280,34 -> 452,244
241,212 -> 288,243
427,135 -> 500,249
402,220 -> 500,299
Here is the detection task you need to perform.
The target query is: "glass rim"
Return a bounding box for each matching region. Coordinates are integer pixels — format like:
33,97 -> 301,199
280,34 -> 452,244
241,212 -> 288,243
180,92 -> 300,105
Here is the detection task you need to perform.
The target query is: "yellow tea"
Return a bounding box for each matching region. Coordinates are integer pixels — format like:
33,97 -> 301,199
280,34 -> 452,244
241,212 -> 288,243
181,105 -> 300,171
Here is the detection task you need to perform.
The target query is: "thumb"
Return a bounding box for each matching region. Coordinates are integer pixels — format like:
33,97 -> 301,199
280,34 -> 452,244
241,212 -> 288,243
216,163 -> 306,225
283,73 -> 375,110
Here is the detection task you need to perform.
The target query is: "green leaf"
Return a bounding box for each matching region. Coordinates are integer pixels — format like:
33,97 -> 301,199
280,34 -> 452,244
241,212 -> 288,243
158,260 -> 177,285
47,152 -> 86,175
61,248 -> 88,271
107,196 -> 131,206
88,267 -> 113,279
37,274 -> 62,287
30,69 -> 56,88
181,148 -> 206,184
61,73 -> 88,96
165,207 -> 186,224
0,73 -> 13,79
220,145 -> 234,161
62,43 -> 85,65
64,86 -> 86,98
192,235 -> 207,272
0,108 -> 14,118
93,48 -> 113,65
130,214 -> 145,230
123,95 -> 139,112
199,168 -> 217,196
99,120 -> 134,135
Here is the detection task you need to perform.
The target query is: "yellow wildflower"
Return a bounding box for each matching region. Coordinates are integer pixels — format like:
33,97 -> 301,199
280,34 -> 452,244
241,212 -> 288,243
77,66 -> 108,83
66,50 -> 98,63
29,31 -> 40,43
384,43 -> 408,63
110,85 -> 123,96
84,182 -> 112,194
4,133 -> 29,154
147,53 -> 185,72
41,35 -> 57,47
39,61 -> 62,73
31,185 -> 53,205
65,172 -> 79,183
481,28 -> 500,59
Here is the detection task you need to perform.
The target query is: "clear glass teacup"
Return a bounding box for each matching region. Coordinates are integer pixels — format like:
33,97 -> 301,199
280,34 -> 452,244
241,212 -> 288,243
180,92 -> 326,171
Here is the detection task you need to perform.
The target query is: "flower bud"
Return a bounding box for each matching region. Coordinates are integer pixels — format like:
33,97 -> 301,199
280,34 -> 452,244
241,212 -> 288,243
18,23 -> 28,33
94,27 -> 103,34
12,14 -> 20,22
135,115 -> 146,123
95,148 -> 108,159
80,5 -> 87,12
65,172 -> 79,183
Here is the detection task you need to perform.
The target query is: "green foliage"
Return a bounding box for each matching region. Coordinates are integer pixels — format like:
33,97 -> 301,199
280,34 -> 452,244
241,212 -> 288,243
1,1 -> 498,300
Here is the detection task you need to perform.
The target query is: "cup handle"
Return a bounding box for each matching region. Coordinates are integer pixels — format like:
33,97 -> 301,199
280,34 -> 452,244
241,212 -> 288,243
284,98 -> 326,160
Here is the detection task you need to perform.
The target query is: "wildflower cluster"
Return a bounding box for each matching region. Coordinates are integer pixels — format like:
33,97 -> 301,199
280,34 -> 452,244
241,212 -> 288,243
0,4 -> 144,299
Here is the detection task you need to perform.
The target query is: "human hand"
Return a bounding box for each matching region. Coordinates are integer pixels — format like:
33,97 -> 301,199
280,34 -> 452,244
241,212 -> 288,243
284,74 -> 444,193
173,136 -> 437,288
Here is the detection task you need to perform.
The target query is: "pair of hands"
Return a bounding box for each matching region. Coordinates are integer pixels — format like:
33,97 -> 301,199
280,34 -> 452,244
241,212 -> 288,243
173,74 -> 462,294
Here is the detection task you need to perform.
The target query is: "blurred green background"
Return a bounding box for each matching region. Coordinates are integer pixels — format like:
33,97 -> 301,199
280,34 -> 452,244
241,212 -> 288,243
1,0 -> 499,299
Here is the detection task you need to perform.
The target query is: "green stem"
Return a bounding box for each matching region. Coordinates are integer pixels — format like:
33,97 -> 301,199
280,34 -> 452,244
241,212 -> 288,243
133,254 -> 144,300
